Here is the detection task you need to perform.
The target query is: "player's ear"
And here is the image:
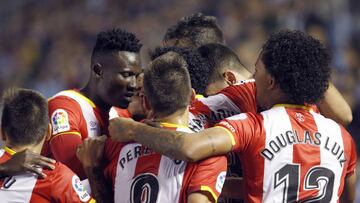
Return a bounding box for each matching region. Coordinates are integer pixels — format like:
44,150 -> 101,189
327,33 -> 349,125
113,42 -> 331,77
92,63 -> 103,77
45,124 -> 52,141
224,71 -> 237,85
191,88 -> 196,102
267,75 -> 277,90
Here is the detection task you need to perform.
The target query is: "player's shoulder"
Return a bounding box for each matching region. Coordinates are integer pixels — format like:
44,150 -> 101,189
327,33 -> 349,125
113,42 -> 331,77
48,90 -> 83,112
44,162 -> 73,179
104,138 -> 126,162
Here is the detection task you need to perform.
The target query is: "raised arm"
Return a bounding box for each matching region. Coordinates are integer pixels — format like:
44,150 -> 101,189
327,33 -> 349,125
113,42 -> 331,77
109,118 -> 233,162
317,83 -> 352,125
76,136 -> 114,203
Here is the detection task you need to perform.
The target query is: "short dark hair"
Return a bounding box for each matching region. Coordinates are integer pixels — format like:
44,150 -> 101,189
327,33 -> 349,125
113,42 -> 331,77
1,88 -> 49,146
198,43 -> 248,83
163,13 -> 224,47
262,29 -> 331,104
91,28 -> 142,60
144,52 -> 191,116
150,46 -> 210,95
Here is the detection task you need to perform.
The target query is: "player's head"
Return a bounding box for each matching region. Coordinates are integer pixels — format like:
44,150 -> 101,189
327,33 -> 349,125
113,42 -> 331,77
1,88 -> 50,148
255,30 -> 331,110
198,43 -> 251,95
163,13 -> 224,48
144,51 -> 192,118
150,46 -> 210,95
127,72 -> 147,121
90,28 -> 142,109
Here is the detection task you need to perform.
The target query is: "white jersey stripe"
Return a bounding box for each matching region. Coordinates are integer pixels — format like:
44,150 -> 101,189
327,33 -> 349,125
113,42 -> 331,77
198,93 -> 241,120
311,112 -> 343,202
261,106 -> 294,203
157,156 -> 186,203
0,149 -> 39,203
114,143 -> 140,203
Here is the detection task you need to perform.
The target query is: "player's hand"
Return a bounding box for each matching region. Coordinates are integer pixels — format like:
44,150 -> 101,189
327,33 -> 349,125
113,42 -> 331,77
109,117 -> 139,142
0,149 -> 55,179
76,136 -> 106,169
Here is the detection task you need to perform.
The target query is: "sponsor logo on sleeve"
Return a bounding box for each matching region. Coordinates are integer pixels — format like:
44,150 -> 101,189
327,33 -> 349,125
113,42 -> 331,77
72,175 -> 91,202
218,121 -> 236,133
51,109 -> 70,134
216,171 -> 227,193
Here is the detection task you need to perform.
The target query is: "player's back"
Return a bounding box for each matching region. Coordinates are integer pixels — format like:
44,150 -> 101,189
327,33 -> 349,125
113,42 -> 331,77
0,147 -> 93,203
219,105 -> 357,203
104,123 -> 227,203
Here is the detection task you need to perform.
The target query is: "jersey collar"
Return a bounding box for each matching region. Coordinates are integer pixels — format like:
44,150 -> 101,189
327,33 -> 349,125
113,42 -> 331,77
272,104 -> 313,111
159,122 -> 190,130
3,146 -> 16,156
195,94 -> 204,99
67,89 -> 96,108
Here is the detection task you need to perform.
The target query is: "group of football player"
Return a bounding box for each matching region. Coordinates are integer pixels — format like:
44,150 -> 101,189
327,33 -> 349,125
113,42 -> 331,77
0,13 -> 357,203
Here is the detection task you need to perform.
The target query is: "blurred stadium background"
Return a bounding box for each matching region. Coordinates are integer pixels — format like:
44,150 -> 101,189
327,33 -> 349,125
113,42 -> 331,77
0,0 -> 359,199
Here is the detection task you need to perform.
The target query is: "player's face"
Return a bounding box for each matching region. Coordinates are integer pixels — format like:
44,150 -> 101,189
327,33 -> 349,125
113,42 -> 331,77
128,72 -> 147,121
254,54 -> 271,110
98,51 -> 142,109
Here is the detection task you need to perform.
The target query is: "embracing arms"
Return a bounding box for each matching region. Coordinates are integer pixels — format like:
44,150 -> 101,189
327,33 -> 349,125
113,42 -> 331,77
109,119 -> 233,162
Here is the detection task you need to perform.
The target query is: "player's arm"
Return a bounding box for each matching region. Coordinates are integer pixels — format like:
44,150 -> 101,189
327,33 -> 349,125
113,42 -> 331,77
50,135 -> 86,178
317,83 -> 352,125
187,155 -> 228,202
340,172 -> 356,203
109,118 -> 233,162
48,98 -> 88,179
0,149 -> 55,179
76,136 -> 114,203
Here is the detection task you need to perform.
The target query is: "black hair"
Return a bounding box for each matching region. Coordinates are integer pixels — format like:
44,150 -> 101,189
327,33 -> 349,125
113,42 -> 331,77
144,52 -> 191,116
1,88 -> 49,146
261,29 -> 331,104
163,13 -> 224,48
197,43 -> 248,83
150,46 -> 210,95
91,28 -> 142,59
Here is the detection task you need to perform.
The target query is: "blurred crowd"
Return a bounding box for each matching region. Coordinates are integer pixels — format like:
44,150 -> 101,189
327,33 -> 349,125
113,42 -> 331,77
0,0 -> 359,139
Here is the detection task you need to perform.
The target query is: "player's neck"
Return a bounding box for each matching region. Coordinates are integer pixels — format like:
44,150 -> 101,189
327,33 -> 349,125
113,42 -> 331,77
267,96 -> 296,110
80,84 -> 111,112
151,108 -> 189,127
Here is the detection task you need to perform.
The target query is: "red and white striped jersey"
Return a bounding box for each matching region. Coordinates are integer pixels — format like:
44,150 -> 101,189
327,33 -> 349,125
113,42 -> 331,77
42,89 -> 109,178
0,147 -> 94,203
188,79 -> 319,131
109,107 -> 132,119
104,123 -> 228,203
188,79 -> 257,132
216,104 -> 357,203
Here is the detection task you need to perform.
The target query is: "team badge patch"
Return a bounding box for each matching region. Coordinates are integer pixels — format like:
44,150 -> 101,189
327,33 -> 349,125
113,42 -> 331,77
216,171 -> 226,193
51,109 -> 70,134
72,175 -> 91,202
